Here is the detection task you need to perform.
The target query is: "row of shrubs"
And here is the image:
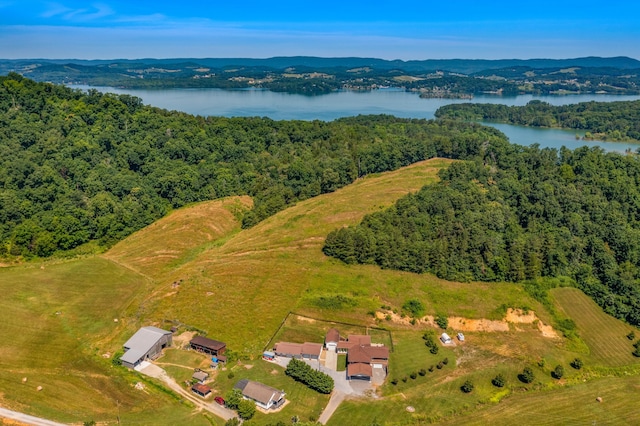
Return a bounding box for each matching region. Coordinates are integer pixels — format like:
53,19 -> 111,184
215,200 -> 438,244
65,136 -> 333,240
390,358 -> 450,385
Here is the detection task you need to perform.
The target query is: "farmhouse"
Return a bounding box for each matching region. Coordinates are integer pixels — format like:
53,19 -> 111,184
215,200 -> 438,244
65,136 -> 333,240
337,334 -> 390,381
191,383 -> 212,398
234,379 -> 286,410
190,336 -> 226,356
120,326 -> 172,369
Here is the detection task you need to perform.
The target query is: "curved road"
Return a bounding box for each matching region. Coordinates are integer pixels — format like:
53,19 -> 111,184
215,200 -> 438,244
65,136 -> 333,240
0,407 -> 66,426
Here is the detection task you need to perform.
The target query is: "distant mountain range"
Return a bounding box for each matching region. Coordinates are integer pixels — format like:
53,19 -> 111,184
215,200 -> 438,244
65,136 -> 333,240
2,56 -> 639,74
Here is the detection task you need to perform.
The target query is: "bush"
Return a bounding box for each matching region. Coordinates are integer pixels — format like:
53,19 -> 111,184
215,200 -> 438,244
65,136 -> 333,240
570,358 -> 584,370
410,372 -> 417,380
403,299 -> 425,318
633,341 -> 640,357
285,358 -> 334,394
419,368 -> 427,376
552,365 -> 564,379
428,365 -> 435,372
461,380 -> 474,393
237,399 -> 256,420
519,367 -> 535,383
442,357 -> 449,365
491,373 -> 506,388
227,371 -> 235,380
626,331 -> 636,340
429,346 -> 439,355
111,350 -> 124,367
435,314 -> 448,329
225,419 -> 241,426
402,376 -> 408,383
391,378 -> 398,385
436,362 -> 444,370
225,389 -> 243,410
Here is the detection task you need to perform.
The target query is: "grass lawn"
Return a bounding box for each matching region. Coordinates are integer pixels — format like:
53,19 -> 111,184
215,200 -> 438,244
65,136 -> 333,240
213,359 -> 329,424
337,354 -> 347,372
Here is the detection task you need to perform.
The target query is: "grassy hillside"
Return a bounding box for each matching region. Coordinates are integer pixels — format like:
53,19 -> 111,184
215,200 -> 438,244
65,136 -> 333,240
2,157 -> 639,425
552,287 -> 639,367
137,158 -> 534,353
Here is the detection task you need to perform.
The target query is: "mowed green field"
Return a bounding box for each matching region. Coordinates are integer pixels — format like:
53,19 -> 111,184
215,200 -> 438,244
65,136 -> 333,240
0,257 -> 211,424
552,287 -> 640,367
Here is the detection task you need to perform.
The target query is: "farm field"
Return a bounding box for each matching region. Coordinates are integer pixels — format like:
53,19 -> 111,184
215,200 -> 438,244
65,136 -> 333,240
552,287 -> 640,367
2,157 -> 640,425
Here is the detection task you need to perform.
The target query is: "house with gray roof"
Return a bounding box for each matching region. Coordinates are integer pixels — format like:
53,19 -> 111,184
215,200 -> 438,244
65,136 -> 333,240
234,379 -> 286,410
120,326 -> 172,369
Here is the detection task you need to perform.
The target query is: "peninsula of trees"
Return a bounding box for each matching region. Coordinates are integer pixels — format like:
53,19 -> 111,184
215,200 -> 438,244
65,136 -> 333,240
436,100 -> 640,142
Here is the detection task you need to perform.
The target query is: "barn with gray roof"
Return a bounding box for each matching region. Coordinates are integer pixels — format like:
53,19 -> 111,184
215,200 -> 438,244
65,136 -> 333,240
120,326 -> 172,369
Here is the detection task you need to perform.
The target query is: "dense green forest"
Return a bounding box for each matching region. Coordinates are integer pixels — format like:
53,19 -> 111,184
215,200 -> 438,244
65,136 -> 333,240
0,73 -> 506,258
436,100 -> 640,141
324,141 -> 640,327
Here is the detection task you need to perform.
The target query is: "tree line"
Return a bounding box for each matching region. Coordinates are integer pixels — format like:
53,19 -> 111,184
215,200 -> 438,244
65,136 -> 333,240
435,99 -> 640,141
0,73 -> 505,258
324,140 -> 640,327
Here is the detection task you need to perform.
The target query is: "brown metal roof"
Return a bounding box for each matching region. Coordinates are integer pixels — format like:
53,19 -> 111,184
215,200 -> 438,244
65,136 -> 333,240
190,336 -> 226,351
191,383 -> 212,395
347,362 -> 372,378
301,342 -> 323,356
325,328 -> 340,343
274,342 -> 302,355
348,335 -> 371,346
347,344 -> 390,364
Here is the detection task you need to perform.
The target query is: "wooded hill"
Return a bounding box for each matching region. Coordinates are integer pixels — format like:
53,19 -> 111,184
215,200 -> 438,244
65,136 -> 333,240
324,142 -> 640,327
435,100 -> 640,141
0,73 -> 504,258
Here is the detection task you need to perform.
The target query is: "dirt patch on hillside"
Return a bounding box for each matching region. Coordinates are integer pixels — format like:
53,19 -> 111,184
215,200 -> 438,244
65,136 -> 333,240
448,317 -> 509,332
172,331 -> 197,348
376,307 -> 558,338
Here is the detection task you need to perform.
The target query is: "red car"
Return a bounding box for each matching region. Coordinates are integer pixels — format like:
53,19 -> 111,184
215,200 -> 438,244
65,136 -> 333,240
214,396 -> 225,406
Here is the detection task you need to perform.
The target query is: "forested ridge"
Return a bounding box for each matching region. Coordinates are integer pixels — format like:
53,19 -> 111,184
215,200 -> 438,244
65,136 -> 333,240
0,73 -> 505,258
436,100 -> 640,141
324,141 -> 640,326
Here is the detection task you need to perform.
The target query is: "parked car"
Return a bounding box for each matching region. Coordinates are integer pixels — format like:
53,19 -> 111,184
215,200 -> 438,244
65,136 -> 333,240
214,396 -> 225,406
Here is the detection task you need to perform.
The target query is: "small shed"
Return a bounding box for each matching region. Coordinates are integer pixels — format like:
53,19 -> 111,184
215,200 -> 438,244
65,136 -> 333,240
457,332 -> 465,342
192,371 -> 209,384
440,333 -> 452,344
191,383 -> 212,398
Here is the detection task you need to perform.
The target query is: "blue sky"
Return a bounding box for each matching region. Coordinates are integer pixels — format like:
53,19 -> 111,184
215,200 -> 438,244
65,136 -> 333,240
1,1 -> 639,60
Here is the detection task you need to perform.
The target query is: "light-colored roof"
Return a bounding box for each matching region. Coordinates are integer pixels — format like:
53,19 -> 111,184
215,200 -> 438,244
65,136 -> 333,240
237,380 -> 285,406
347,362 -> 372,377
192,371 -> 209,381
301,342 -> 323,356
274,342 -> 302,355
121,326 -> 171,363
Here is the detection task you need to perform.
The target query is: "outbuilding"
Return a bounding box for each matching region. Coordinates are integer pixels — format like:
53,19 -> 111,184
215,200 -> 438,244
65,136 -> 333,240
120,326 -> 172,369
192,371 -> 209,384
192,383 -> 212,398
190,336 -> 226,356
457,332 -> 465,342
440,333 -> 452,344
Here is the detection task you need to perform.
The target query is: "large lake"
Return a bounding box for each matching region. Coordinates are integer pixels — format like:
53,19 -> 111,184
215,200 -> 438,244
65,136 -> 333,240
74,86 -> 640,153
